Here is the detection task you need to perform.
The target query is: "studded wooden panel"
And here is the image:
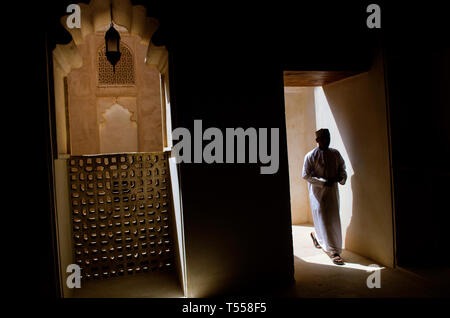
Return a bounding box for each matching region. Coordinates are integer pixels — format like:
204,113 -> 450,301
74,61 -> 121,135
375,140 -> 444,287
98,43 -> 135,86
68,152 -> 174,281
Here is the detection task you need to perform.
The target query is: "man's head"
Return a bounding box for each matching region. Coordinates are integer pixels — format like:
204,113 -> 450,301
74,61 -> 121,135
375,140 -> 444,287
315,128 -> 330,150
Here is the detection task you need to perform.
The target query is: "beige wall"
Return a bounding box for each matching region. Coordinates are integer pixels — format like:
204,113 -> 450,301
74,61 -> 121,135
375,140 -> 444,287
68,33 -> 162,155
284,87 -> 316,224
284,52 -> 394,267
54,159 -> 74,298
323,52 -> 393,267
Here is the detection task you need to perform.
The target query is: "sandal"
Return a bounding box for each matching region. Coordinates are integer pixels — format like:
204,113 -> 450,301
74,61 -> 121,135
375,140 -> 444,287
331,253 -> 345,265
310,232 -> 321,249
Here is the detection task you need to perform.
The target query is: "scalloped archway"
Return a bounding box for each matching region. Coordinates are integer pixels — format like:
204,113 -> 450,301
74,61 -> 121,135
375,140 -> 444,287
52,0 -> 169,155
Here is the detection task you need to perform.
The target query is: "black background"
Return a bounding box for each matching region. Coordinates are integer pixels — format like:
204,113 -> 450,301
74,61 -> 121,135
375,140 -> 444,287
36,0 -> 450,300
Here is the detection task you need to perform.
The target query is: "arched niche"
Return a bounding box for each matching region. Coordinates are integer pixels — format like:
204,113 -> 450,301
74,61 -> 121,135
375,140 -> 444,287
99,102 -> 138,153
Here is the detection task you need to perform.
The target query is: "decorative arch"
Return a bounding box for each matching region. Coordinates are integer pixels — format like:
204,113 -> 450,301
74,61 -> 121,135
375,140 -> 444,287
52,0 -> 168,155
97,41 -> 135,86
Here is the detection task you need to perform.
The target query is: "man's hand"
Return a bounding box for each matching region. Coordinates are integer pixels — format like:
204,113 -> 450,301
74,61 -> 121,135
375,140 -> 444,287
325,176 -> 343,186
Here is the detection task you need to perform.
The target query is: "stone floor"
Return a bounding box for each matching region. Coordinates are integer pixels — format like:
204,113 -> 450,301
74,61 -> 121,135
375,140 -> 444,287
69,225 -> 449,298
281,224 -> 450,297
72,269 -> 184,298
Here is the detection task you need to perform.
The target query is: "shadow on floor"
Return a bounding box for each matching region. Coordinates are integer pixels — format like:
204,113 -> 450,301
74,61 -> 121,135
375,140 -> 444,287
71,269 -> 184,298
69,225 -> 449,298
286,225 -> 449,298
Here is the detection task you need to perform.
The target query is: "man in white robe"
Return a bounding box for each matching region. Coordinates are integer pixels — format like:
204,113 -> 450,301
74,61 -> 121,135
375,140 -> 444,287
302,128 -> 347,265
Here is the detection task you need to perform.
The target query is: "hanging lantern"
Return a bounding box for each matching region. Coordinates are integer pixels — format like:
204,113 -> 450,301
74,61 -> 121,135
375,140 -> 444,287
105,4 -> 121,72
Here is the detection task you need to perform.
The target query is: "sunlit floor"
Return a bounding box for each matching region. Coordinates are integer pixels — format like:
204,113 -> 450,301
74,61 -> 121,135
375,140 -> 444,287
72,269 -> 184,298
282,224 -> 450,297
69,225 -> 449,298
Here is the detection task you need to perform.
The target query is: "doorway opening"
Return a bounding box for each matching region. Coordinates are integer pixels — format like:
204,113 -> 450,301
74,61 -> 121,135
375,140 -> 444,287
282,51 -> 395,291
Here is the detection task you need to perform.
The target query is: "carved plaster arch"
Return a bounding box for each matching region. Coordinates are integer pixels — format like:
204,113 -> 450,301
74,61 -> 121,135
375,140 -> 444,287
99,100 -> 138,125
97,41 -> 136,86
55,0 -> 168,75
99,102 -> 138,154
98,96 -> 137,123
53,0 -> 168,155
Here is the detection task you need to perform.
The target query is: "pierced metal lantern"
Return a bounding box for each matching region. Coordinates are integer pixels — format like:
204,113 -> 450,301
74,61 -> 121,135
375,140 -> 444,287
105,23 -> 121,73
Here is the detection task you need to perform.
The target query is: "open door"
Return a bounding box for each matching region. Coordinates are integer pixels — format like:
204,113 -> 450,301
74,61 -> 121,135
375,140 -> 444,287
283,48 -> 396,269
